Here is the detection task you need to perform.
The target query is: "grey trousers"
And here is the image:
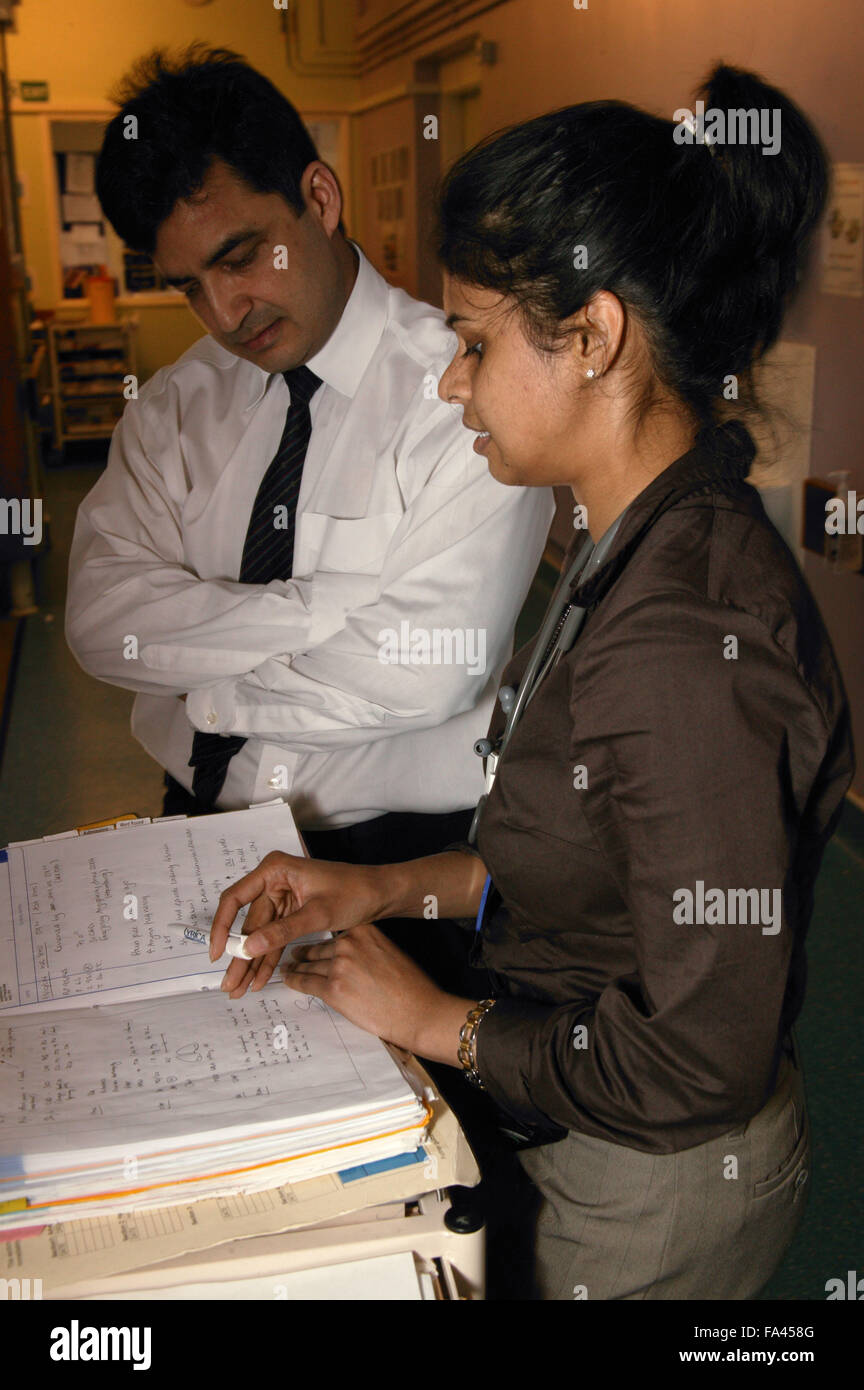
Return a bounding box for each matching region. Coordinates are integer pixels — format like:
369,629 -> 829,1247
518,1046 -> 810,1300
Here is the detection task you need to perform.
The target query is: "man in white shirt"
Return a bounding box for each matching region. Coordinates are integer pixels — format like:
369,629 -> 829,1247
65,46 -> 552,986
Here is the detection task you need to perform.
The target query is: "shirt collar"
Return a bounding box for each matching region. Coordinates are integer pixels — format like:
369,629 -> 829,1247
305,242 -> 388,397
567,420 -> 758,607
235,241 -> 388,409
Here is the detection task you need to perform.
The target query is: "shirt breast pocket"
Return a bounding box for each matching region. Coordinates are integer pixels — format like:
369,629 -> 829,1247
295,512 -> 403,577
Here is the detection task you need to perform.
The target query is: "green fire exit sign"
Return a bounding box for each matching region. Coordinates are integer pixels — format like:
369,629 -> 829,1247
20,82 -> 49,102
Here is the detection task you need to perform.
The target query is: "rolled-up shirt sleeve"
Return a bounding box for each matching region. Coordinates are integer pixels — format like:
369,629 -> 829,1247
475,592 -> 838,1152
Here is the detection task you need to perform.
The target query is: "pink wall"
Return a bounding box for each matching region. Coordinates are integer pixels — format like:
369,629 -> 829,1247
355,0 -> 864,795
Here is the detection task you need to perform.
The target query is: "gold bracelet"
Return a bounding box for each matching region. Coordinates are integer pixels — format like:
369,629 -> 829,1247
458,999 -> 496,1089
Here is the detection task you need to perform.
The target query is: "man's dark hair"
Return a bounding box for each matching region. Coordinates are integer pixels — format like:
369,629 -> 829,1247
96,42 -> 324,255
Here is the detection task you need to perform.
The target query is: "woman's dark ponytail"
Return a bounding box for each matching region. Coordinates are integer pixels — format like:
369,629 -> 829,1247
668,64 -> 829,387
436,63 -> 829,425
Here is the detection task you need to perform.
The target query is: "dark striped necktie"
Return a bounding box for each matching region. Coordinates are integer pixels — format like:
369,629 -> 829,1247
188,364 -> 323,806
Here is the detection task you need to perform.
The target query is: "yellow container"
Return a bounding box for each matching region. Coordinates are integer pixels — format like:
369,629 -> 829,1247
86,275 -> 116,325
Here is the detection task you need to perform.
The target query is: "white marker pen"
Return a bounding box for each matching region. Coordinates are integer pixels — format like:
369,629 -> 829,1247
165,921 -> 254,961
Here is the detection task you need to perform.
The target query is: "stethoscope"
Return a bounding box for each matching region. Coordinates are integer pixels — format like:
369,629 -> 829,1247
468,510 -> 626,928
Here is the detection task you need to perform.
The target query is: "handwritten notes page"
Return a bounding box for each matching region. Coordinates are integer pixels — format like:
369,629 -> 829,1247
0,804 -> 303,1013
0,988 -> 427,1223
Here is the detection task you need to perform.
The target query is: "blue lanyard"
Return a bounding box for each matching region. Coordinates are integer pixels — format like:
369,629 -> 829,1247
474,873 -> 493,934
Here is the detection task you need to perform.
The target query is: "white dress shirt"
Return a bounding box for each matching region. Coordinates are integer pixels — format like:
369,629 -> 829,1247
65,245 -> 554,828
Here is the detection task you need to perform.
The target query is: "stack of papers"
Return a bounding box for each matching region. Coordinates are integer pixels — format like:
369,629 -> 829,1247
0,805 -> 429,1228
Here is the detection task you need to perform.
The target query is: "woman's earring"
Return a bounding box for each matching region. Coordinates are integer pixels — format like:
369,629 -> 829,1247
586,369 -> 596,379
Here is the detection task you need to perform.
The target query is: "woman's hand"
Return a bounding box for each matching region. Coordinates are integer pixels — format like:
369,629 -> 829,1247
209,851 -> 385,998
286,924 -> 473,1063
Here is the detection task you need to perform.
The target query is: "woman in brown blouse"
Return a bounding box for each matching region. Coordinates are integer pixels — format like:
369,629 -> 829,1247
210,64 -> 854,1298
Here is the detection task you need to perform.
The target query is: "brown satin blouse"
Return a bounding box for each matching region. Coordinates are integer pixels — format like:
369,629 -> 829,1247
472,421 -> 854,1153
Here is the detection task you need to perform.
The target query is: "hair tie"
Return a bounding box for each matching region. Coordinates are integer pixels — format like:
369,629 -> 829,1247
680,111 -> 717,156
